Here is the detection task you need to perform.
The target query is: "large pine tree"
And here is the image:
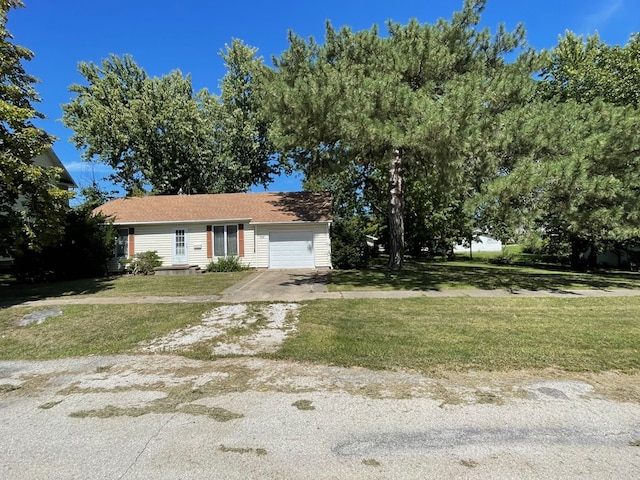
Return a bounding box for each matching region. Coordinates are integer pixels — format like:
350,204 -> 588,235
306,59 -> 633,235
267,0 -> 537,269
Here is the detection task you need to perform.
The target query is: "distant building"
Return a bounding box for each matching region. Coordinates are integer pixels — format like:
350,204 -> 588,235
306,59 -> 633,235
0,148 -> 76,269
453,235 -> 502,254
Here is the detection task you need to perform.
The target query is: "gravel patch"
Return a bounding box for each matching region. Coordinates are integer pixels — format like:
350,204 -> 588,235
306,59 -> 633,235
141,303 -> 299,355
17,308 -> 63,326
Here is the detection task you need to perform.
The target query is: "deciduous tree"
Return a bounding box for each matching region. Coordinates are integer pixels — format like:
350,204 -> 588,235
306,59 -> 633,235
0,0 -> 71,257
63,43 -> 277,195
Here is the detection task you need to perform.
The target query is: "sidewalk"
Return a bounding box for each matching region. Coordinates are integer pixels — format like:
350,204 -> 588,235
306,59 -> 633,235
6,286 -> 640,307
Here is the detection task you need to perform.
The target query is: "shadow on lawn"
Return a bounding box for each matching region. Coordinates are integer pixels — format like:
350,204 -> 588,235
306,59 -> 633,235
0,276 -> 118,306
329,260 -> 640,292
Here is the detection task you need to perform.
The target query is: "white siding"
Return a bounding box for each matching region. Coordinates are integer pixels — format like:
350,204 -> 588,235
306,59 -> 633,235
186,226 -> 208,267
242,224 -> 257,267
256,225 -> 270,268
133,225 -> 175,266
107,221 -> 330,271
314,224 -> 332,268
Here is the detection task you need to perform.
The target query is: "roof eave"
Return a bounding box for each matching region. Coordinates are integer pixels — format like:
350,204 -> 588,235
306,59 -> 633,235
250,220 -> 332,225
105,217 -> 253,226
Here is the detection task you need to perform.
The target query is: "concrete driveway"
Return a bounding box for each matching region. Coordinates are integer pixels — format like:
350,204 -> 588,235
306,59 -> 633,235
219,269 -> 335,302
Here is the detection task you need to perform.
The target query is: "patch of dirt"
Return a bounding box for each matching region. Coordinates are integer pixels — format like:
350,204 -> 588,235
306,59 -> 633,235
39,400 -> 62,409
69,382 -> 245,422
292,399 -> 315,410
219,445 -> 267,456
437,368 -> 640,404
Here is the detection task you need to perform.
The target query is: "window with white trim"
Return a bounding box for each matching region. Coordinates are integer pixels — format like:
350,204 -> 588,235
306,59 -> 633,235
213,225 -> 238,256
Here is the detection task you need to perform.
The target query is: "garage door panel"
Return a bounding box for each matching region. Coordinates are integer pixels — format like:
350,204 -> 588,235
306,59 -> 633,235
269,231 -> 315,268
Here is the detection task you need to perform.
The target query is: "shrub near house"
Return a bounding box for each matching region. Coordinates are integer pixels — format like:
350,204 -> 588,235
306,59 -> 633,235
121,251 -> 162,275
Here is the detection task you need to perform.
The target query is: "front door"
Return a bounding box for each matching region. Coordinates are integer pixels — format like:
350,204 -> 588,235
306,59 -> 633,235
173,228 -> 188,264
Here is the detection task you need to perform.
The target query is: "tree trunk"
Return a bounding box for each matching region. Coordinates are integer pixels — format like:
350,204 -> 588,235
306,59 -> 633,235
569,235 -> 587,270
387,148 -> 404,270
587,242 -> 598,269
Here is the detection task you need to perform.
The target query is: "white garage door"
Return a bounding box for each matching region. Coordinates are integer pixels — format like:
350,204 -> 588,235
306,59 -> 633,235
269,231 -> 315,268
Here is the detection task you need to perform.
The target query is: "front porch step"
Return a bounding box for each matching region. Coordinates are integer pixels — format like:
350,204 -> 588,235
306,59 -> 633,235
154,264 -> 203,275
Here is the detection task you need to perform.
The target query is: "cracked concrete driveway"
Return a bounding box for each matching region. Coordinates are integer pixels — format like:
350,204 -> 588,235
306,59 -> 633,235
1,354 -> 639,479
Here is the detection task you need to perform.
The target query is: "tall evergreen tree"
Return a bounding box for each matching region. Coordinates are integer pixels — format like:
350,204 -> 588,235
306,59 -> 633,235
478,32 -> 640,267
267,0 -> 537,269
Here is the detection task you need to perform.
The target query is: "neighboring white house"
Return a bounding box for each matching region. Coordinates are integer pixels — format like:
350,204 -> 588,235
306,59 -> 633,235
30,148 -> 77,191
93,192 -> 333,271
453,235 -> 503,254
0,148 -> 77,270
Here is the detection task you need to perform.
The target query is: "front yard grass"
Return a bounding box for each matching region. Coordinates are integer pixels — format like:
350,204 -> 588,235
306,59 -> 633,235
2,295 -> 638,374
0,271 -> 252,302
273,297 -> 640,373
329,259 -> 640,292
0,303 -> 211,359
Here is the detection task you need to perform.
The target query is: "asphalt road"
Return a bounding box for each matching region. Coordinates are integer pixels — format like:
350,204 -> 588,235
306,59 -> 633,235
1,355 -> 639,479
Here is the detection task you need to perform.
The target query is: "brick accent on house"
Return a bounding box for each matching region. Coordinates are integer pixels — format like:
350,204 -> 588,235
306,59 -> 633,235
128,227 -> 135,257
206,225 -> 213,259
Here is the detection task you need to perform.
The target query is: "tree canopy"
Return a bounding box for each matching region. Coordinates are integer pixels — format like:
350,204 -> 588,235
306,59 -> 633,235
0,0 -> 71,257
267,0 -> 538,268
62,40 -> 277,195
475,31 -> 640,267
11,0 -> 638,271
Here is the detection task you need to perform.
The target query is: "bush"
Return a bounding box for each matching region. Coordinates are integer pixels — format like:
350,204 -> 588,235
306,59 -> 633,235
122,251 -> 162,275
206,256 -> 249,272
487,247 -> 517,265
331,217 -> 370,269
520,232 -> 548,254
12,209 -> 115,282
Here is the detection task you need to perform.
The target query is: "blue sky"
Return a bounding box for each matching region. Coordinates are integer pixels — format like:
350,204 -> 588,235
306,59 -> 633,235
8,0 -> 640,200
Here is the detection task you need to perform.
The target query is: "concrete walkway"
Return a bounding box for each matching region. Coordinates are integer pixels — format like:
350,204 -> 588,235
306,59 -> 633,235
6,269 -> 640,306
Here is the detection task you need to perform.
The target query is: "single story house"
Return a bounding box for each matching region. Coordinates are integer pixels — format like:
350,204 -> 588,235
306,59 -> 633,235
93,192 -> 333,271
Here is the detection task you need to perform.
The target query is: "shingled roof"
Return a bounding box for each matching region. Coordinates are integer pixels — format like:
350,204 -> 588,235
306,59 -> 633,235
93,192 -> 332,224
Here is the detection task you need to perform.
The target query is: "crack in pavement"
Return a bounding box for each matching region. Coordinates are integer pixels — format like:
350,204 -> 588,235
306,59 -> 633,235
117,413 -> 177,480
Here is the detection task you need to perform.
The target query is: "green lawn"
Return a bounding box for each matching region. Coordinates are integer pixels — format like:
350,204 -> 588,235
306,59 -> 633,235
2,296 -> 639,372
329,258 -> 640,292
0,303 -> 211,359
0,271 -> 252,302
274,297 -> 640,373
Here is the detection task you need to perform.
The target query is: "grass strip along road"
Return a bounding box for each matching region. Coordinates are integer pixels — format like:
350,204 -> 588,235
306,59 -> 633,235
2,296 -> 639,374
